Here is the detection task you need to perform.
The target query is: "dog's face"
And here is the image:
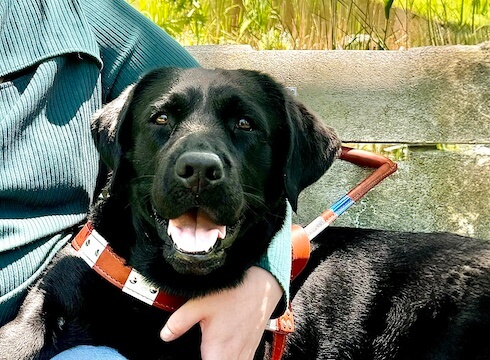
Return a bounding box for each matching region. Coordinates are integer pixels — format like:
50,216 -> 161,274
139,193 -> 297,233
92,68 -> 340,289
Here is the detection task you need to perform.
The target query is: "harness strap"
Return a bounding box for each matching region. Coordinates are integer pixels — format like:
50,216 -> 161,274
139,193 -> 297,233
72,221 -> 310,360
267,224 -> 311,360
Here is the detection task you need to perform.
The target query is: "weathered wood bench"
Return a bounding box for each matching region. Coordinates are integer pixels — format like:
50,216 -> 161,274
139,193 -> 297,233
186,44 -> 490,240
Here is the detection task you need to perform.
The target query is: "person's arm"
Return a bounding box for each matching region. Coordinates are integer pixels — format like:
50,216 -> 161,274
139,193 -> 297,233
256,202 -> 293,315
80,0 -> 199,102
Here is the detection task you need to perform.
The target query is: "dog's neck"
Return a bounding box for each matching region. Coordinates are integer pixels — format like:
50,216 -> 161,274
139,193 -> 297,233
89,193 -> 136,260
89,191 -> 289,297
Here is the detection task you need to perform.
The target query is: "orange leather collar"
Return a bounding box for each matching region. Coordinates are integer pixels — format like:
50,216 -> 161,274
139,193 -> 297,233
72,222 -> 185,312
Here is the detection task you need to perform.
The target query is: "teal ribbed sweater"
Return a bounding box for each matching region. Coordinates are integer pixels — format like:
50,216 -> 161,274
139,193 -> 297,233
0,0 -> 290,326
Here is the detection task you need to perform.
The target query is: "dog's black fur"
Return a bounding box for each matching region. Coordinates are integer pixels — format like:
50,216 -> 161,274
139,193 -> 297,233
1,67 -> 490,360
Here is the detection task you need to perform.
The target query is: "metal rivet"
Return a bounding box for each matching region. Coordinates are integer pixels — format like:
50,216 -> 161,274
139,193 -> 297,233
149,288 -> 157,294
85,239 -> 90,246
95,249 -> 100,257
129,277 -> 138,284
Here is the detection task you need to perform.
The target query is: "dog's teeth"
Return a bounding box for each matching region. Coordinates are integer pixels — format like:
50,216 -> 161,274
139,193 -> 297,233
167,210 -> 226,254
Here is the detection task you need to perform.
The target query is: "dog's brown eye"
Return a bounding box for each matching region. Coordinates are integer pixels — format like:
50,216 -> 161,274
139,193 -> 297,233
154,114 -> 169,125
236,118 -> 252,131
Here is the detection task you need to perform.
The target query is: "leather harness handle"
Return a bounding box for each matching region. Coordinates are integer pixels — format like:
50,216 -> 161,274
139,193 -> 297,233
296,146 -> 398,241
339,146 -> 398,203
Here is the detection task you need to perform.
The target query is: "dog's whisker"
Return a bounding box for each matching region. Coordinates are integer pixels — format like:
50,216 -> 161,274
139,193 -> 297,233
130,175 -> 155,185
243,192 -> 267,208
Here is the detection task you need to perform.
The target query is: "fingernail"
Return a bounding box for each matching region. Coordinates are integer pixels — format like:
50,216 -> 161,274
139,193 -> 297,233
160,325 -> 174,342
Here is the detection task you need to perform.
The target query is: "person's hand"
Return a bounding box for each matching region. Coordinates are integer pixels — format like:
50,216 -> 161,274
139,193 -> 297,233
160,266 -> 283,360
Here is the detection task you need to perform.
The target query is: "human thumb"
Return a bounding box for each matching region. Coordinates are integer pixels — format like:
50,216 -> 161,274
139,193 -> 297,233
160,302 -> 201,342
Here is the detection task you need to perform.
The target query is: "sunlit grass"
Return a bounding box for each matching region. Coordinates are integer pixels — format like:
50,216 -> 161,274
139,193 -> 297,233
128,0 -> 490,49
342,143 -> 483,161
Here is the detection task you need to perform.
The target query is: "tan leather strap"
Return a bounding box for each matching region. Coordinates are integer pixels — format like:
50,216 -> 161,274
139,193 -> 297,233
303,146 -> 398,240
340,146 -> 398,203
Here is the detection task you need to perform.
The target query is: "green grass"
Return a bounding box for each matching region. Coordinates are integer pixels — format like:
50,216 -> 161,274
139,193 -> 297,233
128,0 -> 490,49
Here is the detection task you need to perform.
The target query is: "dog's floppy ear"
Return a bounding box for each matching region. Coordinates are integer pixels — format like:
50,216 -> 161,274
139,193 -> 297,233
91,84 -> 136,193
283,97 -> 341,211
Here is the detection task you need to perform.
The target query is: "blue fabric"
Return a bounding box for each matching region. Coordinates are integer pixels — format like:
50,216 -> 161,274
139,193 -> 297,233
51,346 -> 127,360
0,0 -> 198,326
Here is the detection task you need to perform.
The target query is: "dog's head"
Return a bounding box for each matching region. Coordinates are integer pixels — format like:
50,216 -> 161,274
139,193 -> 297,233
92,67 -> 340,292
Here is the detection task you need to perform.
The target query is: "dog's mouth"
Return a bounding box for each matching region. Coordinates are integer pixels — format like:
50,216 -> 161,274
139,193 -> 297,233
152,206 -> 242,275
166,208 -> 227,254
152,206 -> 242,270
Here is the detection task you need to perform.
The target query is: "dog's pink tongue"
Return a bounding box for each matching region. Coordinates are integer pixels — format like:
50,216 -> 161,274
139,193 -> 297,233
168,209 -> 226,253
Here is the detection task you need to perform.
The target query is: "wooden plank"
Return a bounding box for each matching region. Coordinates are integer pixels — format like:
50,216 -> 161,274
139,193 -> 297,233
187,44 -> 490,144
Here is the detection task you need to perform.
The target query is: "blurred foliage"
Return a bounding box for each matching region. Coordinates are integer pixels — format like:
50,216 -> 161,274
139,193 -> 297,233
128,0 -> 490,49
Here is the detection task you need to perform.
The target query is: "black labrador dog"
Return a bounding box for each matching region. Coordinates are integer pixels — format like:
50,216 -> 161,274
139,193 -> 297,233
1,67 -> 490,360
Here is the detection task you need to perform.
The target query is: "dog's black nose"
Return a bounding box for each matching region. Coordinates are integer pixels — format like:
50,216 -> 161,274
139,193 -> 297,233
175,152 -> 224,193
